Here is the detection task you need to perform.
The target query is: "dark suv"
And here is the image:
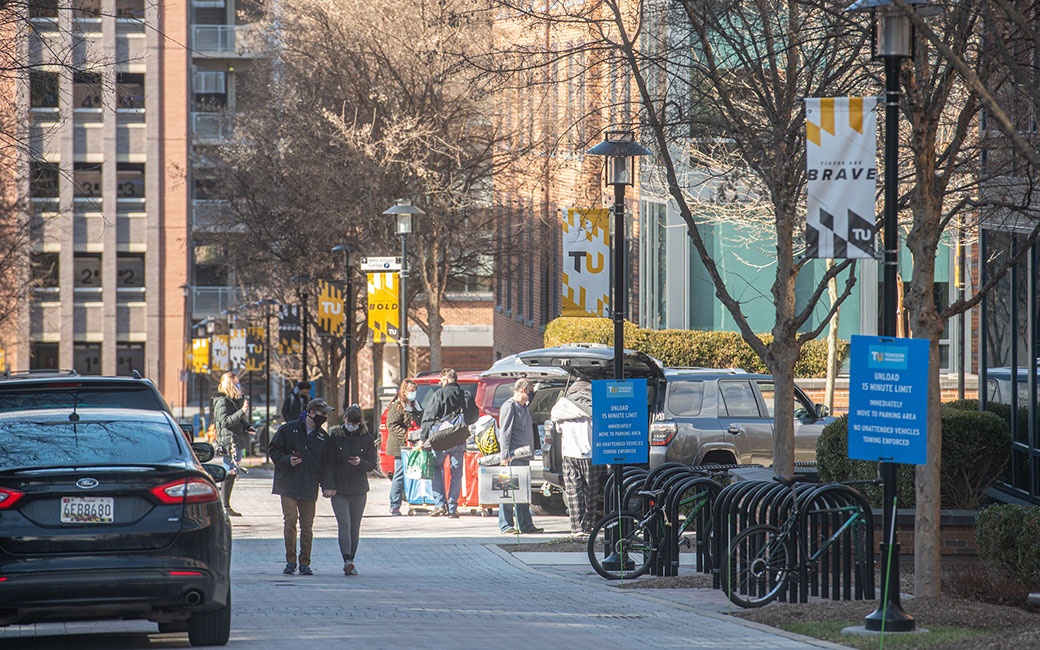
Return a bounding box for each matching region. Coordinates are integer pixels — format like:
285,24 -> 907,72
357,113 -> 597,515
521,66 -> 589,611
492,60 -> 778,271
0,408 -> 231,645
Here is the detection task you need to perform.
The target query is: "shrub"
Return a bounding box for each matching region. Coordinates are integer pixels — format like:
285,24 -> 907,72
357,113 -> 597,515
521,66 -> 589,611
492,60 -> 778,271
542,317 -> 847,378
816,407 -> 1011,509
976,504 -> 1040,588
945,398 -> 1029,443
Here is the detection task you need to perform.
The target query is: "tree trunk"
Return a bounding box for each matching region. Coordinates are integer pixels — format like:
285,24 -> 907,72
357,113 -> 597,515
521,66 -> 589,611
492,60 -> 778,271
427,293 -> 444,372
768,344 -> 800,476
825,260 -> 840,411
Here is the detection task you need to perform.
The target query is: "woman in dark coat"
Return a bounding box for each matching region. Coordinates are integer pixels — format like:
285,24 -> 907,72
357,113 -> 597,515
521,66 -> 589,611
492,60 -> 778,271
385,379 -> 420,516
321,404 -> 378,576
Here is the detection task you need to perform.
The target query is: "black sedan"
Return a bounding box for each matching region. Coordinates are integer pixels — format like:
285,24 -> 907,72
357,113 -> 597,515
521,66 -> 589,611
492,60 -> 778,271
0,408 -> 232,646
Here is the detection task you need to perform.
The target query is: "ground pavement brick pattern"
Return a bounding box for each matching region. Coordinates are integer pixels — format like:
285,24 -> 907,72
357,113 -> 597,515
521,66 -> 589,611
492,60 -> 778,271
2,474 -> 842,649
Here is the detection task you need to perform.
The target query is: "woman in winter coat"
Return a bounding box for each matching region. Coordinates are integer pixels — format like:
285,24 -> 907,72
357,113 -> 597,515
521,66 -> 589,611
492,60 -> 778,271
321,404 -> 378,576
212,371 -> 252,516
385,379 -> 420,516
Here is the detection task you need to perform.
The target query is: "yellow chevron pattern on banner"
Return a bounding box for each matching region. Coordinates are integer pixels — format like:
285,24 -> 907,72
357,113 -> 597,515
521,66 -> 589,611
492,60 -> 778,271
317,279 -> 345,337
367,272 -> 399,343
561,208 -> 610,318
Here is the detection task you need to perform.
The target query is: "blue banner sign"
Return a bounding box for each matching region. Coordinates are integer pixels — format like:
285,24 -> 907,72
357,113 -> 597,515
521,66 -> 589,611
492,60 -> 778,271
591,378 -> 648,465
848,335 -> 929,465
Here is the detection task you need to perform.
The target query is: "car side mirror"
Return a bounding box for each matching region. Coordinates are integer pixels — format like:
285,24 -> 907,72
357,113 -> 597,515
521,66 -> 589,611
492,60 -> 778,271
203,463 -> 227,483
180,423 -> 195,440
815,403 -> 830,418
192,442 -> 215,463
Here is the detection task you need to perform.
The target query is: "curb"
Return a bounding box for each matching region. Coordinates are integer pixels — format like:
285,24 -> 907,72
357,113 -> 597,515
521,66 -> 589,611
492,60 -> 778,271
484,544 -> 850,650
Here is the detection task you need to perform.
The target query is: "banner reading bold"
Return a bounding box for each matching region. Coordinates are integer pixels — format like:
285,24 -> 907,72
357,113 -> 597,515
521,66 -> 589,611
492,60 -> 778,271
316,279 -> 344,337
561,208 -> 610,318
278,304 -> 301,356
367,272 -> 399,343
805,96 -> 878,259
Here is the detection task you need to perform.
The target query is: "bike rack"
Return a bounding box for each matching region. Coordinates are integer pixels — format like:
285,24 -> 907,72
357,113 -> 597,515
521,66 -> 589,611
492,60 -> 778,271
711,478 -> 876,603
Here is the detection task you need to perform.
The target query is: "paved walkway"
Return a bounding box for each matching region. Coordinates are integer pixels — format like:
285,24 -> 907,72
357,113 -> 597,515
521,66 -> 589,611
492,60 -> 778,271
3,473 -> 847,649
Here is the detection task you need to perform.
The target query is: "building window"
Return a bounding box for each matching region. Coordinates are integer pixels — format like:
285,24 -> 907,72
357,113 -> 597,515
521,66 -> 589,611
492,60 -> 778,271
30,161 -> 60,198
192,70 -> 226,109
117,252 -> 145,288
74,162 -> 103,198
115,0 -> 144,18
117,162 -> 145,198
74,342 -> 102,375
30,342 -> 59,370
74,252 -> 102,288
31,72 -> 59,108
30,0 -> 59,18
32,252 -> 60,301
117,73 -> 145,109
72,0 -> 101,17
194,244 -> 228,286
73,72 -> 102,109
117,342 -> 145,376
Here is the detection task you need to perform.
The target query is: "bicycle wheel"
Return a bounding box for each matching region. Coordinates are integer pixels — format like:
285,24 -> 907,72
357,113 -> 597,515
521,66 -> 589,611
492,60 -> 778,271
724,524 -> 792,608
587,510 -> 657,580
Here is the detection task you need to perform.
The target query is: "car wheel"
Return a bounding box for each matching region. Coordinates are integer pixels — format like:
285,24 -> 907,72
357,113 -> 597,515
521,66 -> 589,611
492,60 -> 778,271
531,490 -> 567,516
157,620 -> 188,634
188,586 -> 231,647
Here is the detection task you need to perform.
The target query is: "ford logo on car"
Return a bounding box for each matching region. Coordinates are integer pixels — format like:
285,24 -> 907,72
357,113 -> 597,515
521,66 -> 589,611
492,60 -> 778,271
76,478 -> 99,489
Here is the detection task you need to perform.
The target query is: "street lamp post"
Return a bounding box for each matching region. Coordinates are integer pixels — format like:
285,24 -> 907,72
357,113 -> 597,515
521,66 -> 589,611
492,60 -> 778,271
192,318 -> 215,429
333,244 -> 357,408
847,0 -> 938,633
255,298 -> 278,462
383,199 -> 425,380
587,131 -> 650,571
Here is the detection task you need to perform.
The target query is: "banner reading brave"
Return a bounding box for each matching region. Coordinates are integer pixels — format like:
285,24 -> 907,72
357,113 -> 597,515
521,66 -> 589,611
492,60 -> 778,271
804,96 -> 878,259
561,208 -> 610,318
367,272 -> 399,343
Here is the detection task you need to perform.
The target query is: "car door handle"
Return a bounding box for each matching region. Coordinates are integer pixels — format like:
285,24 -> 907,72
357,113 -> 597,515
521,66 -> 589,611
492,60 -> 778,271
728,424 -> 743,434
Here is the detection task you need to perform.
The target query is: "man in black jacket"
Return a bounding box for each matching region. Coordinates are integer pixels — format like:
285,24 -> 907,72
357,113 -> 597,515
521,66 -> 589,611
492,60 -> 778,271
420,368 -> 478,518
280,381 -> 311,423
269,397 -> 332,575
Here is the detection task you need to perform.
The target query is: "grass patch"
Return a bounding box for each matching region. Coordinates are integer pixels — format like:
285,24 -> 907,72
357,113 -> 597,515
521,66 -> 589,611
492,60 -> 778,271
782,621 -> 988,649
498,536 -> 588,553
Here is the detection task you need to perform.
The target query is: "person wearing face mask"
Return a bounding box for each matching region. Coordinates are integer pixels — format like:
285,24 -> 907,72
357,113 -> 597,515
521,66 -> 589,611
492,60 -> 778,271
321,405 -> 378,576
269,398 -> 333,575
496,378 -> 544,535
212,371 -> 253,516
385,379 -> 420,516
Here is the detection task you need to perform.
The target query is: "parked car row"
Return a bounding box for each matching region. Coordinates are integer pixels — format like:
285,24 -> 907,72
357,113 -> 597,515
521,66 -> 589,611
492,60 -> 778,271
0,370 -> 232,646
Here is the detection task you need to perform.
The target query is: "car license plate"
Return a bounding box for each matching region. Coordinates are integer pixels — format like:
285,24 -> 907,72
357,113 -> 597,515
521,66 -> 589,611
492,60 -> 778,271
60,496 -> 114,524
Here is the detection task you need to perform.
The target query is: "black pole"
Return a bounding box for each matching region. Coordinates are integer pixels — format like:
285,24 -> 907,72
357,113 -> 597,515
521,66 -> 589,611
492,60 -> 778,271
301,291 -> 309,384
265,303 -> 271,463
865,53 -> 915,633
400,233 -> 409,380
956,226 -> 965,400
344,254 -> 353,409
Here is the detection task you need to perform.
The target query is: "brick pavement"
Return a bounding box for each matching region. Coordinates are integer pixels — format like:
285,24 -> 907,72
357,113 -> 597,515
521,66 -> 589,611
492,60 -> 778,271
2,473 -> 847,649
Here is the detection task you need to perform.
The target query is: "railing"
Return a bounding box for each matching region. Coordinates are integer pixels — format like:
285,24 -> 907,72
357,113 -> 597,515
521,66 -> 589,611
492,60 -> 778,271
192,25 -> 264,56
192,112 -> 230,142
189,286 -> 246,319
192,199 -> 229,231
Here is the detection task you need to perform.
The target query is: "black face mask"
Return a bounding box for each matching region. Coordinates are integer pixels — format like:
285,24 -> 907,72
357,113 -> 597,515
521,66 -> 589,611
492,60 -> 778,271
312,414 -> 327,428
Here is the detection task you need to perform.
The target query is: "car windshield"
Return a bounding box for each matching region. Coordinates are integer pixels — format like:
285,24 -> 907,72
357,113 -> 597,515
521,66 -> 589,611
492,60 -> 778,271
416,382 -> 477,412
0,386 -> 169,413
0,420 -> 182,470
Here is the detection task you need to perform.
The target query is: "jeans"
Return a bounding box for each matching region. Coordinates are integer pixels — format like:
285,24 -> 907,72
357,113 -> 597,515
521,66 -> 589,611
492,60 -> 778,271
431,444 -> 464,513
330,493 -> 367,560
389,458 -> 405,513
280,496 -> 316,566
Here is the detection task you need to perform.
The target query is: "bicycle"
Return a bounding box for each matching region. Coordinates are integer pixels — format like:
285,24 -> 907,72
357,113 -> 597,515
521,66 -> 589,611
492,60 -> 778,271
586,471 -> 722,580
722,474 -> 877,608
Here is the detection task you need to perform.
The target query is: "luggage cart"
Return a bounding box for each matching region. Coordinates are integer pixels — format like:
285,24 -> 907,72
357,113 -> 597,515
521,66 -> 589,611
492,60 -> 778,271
401,447 -> 436,516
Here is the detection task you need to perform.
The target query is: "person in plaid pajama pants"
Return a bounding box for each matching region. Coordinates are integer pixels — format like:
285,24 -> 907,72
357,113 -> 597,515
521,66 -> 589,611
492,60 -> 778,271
551,381 -> 605,535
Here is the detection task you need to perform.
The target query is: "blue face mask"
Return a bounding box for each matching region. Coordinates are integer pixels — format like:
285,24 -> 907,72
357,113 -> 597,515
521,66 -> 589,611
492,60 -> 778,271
407,391 -> 417,401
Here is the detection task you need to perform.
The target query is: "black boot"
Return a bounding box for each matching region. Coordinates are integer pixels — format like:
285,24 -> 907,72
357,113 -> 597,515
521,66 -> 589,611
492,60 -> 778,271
222,474 -> 241,516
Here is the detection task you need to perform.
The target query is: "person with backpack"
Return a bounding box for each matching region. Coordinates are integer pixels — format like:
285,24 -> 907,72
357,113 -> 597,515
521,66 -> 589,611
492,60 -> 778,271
321,405 -> 378,576
281,380 -> 311,423
419,368 -> 478,518
211,371 -> 253,517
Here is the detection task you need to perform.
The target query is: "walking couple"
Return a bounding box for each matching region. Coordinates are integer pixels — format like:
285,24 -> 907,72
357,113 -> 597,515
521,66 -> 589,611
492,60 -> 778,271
269,398 -> 378,576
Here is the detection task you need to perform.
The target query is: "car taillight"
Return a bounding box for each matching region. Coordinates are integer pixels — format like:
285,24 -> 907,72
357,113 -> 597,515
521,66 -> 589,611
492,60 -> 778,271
0,487 -> 24,510
150,478 -> 219,504
169,571 -> 203,576
650,421 -> 677,446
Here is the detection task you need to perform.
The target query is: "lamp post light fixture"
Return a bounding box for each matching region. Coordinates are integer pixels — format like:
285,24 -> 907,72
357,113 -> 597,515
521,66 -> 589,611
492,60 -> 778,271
333,244 -> 357,409
587,130 -> 650,573
846,0 -> 938,633
383,198 -> 425,381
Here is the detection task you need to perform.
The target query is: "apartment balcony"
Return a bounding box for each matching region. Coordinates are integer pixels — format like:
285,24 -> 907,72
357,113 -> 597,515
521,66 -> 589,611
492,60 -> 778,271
192,112 -> 231,143
188,286 -> 246,319
192,199 -> 227,232
191,25 -> 264,58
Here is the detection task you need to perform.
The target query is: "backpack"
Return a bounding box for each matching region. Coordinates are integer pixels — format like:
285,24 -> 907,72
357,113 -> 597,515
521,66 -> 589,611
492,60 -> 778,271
472,415 -> 499,455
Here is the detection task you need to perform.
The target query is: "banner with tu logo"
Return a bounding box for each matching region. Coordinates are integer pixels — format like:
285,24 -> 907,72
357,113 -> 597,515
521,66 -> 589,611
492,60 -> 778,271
316,279 -> 345,337
367,272 -> 399,343
561,208 -> 610,318
804,97 -> 878,259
